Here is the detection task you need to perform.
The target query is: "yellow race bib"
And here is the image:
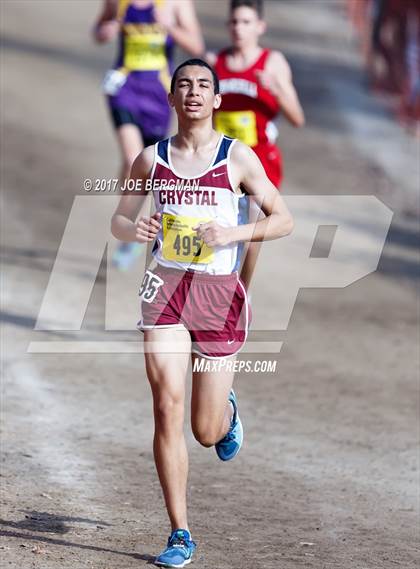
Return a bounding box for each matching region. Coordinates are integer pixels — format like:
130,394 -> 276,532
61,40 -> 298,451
124,32 -> 167,71
215,110 -> 258,147
162,214 -> 214,265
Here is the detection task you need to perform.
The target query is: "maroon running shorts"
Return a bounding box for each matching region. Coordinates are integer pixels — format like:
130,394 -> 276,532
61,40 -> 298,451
137,265 -> 250,359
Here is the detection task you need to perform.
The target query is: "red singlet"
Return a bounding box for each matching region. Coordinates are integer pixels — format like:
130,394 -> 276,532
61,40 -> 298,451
214,48 -> 283,188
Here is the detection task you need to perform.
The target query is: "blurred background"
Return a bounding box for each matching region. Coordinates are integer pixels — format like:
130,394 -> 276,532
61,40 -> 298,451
1,2 -> 419,568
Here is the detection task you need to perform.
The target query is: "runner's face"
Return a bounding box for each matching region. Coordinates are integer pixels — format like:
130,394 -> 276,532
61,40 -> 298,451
168,66 -> 221,120
228,7 -> 266,48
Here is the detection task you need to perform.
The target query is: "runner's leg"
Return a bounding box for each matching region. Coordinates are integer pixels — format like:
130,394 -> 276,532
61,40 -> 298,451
240,147 -> 282,291
116,123 -> 144,183
112,123 -> 144,269
190,355 -> 235,447
144,327 -> 192,531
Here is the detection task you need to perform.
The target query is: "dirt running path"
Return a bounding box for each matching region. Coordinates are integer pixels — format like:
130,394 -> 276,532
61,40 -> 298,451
1,2 -> 418,568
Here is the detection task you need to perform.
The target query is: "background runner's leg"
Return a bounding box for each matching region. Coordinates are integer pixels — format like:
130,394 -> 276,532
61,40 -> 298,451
190,355 -> 236,446
144,328 -> 192,532
112,124 -> 144,269
240,241 -> 262,292
116,123 -> 144,184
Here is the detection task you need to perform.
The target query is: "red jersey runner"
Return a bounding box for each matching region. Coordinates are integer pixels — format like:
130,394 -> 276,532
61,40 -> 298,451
214,48 -> 283,188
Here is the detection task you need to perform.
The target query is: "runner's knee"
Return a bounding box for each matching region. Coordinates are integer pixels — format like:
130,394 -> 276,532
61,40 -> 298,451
154,395 -> 184,428
191,423 -> 220,448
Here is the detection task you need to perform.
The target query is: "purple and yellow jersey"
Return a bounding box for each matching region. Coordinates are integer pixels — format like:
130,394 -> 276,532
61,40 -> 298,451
107,0 -> 174,140
115,0 -> 174,84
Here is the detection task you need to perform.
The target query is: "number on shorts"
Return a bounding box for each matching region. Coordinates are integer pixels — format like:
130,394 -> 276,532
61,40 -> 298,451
138,270 -> 164,303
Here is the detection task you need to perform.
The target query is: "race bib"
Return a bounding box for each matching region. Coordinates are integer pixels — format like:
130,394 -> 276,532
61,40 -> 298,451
162,214 -> 214,265
124,33 -> 167,71
215,111 -> 258,147
102,69 -> 128,95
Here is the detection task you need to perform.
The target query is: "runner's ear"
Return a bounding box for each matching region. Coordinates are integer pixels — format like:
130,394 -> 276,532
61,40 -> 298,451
257,19 -> 266,36
168,92 -> 175,108
213,93 -> 222,110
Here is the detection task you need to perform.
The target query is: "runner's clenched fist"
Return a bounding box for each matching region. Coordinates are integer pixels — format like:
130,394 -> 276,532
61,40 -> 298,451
194,221 -> 231,247
136,212 -> 162,243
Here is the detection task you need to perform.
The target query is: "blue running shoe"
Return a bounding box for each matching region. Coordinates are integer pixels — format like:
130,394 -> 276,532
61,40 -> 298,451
112,242 -> 142,271
215,389 -> 243,461
155,529 -> 196,568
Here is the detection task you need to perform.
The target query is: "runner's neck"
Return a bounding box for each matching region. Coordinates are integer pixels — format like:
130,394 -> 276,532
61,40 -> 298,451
227,45 -> 263,71
169,128 -> 222,178
131,1 -> 155,7
174,121 -> 217,152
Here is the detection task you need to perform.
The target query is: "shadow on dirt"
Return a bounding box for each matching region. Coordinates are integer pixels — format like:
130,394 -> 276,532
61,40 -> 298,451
0,511 -> 112,534
0,526 -> 155,563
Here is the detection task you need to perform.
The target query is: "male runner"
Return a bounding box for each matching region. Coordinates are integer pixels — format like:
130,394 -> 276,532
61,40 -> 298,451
111,59 -> 293,568
94,0 -> 203,269
208,0 -> 304,289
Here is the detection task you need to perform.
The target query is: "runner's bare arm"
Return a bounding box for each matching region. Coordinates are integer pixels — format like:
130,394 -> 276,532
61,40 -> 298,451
233,142 -> 294,241
111,146 -> 161,243
195,142 -> 293,247
155,0 -> 204,57
256,51 -> 305,127
93,0 -> 119,43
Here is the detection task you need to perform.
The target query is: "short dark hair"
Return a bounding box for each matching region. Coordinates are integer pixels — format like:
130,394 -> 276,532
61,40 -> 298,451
170,58 -> 220,94
230,0 -> 263,17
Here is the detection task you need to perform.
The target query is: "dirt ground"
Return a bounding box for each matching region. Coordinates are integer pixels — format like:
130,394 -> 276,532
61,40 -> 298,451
1,1 -> 419,568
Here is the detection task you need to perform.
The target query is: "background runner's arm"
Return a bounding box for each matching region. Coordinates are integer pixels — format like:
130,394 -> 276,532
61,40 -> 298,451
93,0 -> 119,43
205,52 -> 217,67
111,146 -> 160,243
256,51 -> 305,127
155,0 -> 204,56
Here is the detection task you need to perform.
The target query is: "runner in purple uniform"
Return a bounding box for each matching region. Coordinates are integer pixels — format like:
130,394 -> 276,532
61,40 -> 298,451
93,0 -> 204,269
